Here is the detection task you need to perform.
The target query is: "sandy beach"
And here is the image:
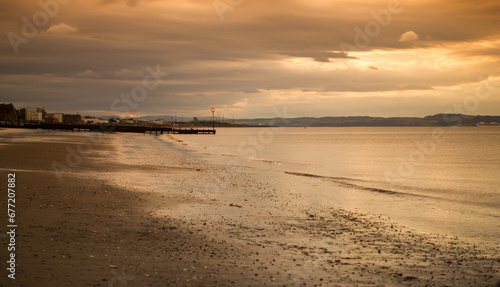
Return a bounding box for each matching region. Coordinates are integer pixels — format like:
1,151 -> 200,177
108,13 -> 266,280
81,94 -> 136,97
1,129 -> 499,286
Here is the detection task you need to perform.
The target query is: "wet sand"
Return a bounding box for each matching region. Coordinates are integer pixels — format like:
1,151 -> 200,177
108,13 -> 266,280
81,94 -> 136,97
0,130 -> 499,286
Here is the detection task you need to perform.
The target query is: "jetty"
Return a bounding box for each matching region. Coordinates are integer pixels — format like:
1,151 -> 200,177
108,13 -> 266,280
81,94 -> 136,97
0,121 -> 216,134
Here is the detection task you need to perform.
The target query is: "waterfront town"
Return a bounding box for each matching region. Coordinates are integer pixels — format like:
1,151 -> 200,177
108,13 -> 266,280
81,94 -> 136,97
0,103 -> 245,134
1,103 -> 92,124
0,102 -> 219,127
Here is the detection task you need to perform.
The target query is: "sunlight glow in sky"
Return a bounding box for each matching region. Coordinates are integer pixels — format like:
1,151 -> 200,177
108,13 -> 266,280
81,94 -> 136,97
1,0 -> 499,118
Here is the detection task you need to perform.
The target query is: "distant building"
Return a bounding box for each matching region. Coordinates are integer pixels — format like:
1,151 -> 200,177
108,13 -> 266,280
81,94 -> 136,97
54,113 -> 64,123
0,103 -> 18,121
25,105 -> 46,122
45,113 -> 56,123
63,114 -> 82,124
154,119 -> 165,125
82,117 -> 108,124
17,108 -> 25,121
46,113 -> 82,124
45,113 -> 63,123
477,122 -> 499,126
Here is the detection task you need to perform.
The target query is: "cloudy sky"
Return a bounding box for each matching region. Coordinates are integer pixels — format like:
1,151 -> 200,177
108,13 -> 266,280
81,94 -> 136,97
1,0 -> 499,118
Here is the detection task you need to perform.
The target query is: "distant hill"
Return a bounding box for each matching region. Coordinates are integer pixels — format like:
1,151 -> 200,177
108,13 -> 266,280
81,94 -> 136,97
234,114 -> 500,127
88,114 -> 500,127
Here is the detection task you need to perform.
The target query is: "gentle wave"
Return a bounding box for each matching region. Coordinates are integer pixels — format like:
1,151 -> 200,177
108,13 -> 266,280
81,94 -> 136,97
285,171 -> 427,197
284,171 -> 366,182
250,157 -> 283,164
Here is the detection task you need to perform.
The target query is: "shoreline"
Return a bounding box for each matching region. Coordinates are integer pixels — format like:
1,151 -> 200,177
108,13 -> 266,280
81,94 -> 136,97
1,130 -> 499,286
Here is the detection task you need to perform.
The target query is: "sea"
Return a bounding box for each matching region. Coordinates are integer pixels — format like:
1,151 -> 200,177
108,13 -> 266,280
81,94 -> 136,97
168,126 -> 500,245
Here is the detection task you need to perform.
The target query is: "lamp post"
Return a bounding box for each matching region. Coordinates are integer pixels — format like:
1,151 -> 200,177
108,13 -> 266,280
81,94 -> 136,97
211,107 -> 215,130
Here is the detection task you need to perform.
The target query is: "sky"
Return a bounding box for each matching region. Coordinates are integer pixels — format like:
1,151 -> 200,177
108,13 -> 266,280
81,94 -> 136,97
1,0 -> 499,119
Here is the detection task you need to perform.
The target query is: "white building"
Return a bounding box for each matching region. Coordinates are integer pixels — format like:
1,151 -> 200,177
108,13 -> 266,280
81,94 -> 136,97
25,105 -> 46,122
154,119 -> 165,125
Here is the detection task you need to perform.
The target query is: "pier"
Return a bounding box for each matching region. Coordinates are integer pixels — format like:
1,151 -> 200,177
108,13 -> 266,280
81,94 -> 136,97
0,121 -> 216,134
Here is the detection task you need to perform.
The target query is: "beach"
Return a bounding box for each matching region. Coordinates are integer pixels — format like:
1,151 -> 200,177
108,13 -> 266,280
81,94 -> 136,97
1,128 -> 499,286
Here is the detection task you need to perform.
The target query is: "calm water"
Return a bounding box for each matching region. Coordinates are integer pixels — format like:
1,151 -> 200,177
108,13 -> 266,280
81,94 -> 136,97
172,127 -> 500,243
3,127 -> 498,243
